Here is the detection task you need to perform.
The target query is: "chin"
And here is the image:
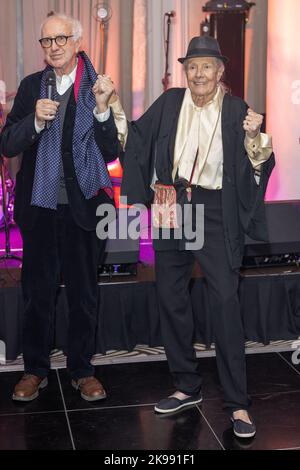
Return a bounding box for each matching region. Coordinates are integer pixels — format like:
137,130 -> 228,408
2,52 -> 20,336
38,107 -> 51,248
53,61 -> 66,70
191,87 -> 207,95
192,90 -> 207,98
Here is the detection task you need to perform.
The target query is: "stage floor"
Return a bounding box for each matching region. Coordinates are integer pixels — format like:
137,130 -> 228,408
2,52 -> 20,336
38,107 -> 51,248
0,351 -> 300,450
1,224 -> 300,450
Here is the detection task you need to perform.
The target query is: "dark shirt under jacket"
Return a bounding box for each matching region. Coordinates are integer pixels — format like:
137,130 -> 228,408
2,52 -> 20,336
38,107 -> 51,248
57,85 -> 73,205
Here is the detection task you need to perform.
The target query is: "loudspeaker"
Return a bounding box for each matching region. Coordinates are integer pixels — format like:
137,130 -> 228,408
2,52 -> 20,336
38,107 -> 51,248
100,208 -> 140,269
242,201 -> 300,267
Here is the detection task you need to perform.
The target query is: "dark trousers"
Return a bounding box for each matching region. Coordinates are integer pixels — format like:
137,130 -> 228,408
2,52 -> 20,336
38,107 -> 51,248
20,205 -> 106,380
155,187 -> 250,411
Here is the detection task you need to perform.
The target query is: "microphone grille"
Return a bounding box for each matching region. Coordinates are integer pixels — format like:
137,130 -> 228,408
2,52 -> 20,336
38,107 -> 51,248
165,10 -> 176,17
45,71 -> 56,85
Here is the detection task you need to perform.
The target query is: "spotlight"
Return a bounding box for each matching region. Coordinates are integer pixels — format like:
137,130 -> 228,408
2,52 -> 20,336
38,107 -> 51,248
93,3 -> 112,23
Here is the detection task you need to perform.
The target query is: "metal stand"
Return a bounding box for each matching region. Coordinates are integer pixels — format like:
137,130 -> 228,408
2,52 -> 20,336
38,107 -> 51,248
162,11 -> 175,92
93,4 -> 113,75
99,21 -> 106,75
0,156 -> 22,263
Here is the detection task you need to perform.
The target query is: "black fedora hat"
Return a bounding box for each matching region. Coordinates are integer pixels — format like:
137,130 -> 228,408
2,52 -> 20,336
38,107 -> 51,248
178,36 -> 228,64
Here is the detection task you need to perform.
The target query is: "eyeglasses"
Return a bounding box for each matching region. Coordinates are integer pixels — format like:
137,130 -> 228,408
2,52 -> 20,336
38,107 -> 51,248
39,35 -> 74,48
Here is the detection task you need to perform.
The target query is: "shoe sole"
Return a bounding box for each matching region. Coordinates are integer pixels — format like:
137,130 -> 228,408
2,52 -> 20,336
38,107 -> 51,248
154,397 -> 203,414
233,430 -> 256,439
12,377 -> 48,402
71,380 -> 107,402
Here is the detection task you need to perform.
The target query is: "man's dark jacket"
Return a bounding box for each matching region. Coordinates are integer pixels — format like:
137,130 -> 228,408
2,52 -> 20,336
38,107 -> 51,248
121,88 -> 275,269
0,71 -> 118,232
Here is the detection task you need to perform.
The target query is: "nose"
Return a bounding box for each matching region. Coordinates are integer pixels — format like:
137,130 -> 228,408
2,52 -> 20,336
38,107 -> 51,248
50,41 -> 60,53
195,67 -> 204,78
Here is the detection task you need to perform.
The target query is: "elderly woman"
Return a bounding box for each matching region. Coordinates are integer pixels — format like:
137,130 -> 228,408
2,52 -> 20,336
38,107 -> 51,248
95,36 -> 275,438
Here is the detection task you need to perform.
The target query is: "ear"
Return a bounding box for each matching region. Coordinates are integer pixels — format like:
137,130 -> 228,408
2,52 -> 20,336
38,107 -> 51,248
217,63 -> 225,81
75,37 -> 82,53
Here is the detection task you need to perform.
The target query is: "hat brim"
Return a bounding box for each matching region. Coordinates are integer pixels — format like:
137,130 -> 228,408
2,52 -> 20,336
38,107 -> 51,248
178,53 -> 229,64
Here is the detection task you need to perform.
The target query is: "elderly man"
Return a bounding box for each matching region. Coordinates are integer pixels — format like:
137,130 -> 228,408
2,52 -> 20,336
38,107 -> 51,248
96,36 -> 275,438
0,13 -> 119,402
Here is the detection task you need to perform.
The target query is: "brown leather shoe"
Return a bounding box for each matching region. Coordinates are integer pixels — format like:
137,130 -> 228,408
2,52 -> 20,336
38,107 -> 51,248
12,374 -> 48,402
71,376 -> 107,402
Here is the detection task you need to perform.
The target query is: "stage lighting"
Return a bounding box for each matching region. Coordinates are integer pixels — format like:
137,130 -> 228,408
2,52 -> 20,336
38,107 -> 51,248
93,3 -> 112,23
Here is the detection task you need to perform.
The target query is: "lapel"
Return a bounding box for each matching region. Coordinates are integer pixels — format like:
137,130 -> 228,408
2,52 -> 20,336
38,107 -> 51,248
221,94 -> 236,179
167,89 -> 186,165
154,89 -> 185,183
31,73 -> 44,112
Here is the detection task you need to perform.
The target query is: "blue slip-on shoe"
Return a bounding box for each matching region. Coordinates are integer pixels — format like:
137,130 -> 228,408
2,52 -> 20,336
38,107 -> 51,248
154,393 -> 203,414
231,416 -> 256,439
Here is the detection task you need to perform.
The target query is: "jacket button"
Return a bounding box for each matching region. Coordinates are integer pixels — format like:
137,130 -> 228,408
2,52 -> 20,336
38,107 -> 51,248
102,126 -> 107,131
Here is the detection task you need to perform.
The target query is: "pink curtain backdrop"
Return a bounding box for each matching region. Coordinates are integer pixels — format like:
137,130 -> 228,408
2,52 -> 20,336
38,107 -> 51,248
1,1 -> 299,201
132,0 -> 146,120
266,0 -> 300,201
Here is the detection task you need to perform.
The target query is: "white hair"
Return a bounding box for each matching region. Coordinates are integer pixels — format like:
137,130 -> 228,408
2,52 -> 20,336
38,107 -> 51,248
215,58 -> 225,71
40,12 -> 83,40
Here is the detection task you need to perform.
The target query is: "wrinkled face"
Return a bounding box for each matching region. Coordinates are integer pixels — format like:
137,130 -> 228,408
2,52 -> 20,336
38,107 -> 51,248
185,57 -> 224,100
41,17 -> 81,74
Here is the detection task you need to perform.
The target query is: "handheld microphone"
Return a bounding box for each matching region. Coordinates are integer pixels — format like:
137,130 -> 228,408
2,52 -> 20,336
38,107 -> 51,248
45,71 -> 56,130
165,11 -> 176,17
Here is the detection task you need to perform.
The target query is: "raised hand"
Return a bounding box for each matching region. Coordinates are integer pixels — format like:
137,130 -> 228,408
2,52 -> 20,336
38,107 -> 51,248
243,108 -> 263,139
93,74 -> 115,113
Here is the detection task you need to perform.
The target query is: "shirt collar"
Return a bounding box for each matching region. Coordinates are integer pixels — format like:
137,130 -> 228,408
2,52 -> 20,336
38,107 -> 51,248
55,60 -> 78,85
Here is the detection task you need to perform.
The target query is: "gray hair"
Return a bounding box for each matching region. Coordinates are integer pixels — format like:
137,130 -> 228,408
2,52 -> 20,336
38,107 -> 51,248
40,12 -> 83,40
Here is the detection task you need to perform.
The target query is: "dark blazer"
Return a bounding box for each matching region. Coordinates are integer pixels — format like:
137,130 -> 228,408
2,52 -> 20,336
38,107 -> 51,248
120,88 -> 275,269
0,71 -> 119,232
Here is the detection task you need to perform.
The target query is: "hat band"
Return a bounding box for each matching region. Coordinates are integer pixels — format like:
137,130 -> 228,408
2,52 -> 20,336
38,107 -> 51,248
184,48 -> 222,58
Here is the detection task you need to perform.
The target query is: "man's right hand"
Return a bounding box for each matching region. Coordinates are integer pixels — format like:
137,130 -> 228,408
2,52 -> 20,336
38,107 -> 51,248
35,99 -> 60,128
93,75 -> 115,114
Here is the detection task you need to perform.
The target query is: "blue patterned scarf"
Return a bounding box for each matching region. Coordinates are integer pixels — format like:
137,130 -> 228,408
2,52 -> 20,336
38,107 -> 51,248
31,51 -> 113,210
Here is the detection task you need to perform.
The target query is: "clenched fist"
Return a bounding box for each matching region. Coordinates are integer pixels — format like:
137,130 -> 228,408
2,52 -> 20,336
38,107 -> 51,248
243,108 -> 263,139
93,75 -> 116,113
35,99 -> 60,128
